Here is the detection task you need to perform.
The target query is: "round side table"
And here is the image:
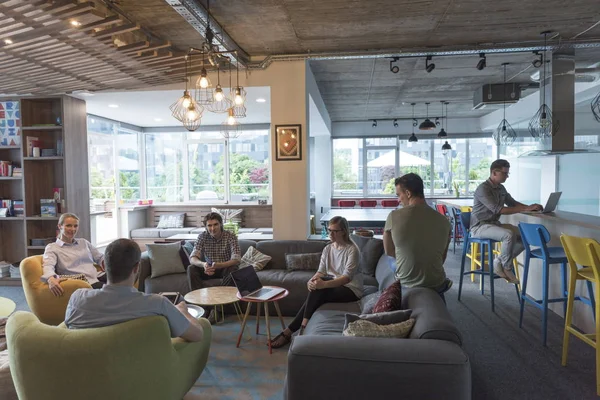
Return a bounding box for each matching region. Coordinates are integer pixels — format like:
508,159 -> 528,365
236,286 -> 289,354
184,287 -> 243,324
0,298 -> 16,318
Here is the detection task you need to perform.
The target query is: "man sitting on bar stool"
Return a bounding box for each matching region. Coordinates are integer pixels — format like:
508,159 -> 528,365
471,159 -> 543,284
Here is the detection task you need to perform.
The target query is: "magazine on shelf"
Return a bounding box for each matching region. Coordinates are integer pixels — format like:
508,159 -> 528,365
40,198 -> 57,217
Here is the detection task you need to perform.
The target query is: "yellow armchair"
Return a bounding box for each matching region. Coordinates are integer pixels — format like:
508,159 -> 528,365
7,311 -> 212,400
20,255 -> 92,326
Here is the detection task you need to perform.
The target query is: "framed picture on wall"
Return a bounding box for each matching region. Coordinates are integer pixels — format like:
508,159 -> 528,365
275,124 -> 302,161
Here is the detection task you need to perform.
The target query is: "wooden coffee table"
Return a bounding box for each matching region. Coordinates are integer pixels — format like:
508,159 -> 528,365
236,286 -> 289,354
184,287 -> 243,324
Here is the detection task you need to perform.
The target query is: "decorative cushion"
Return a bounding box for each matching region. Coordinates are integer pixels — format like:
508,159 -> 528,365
156,213 -> 185,229
351,234 -> 384,277
239,246 -> 272,271
360,292 -> 381,314
285,252 -> 321,271
211,208 -> 243,224
343,318 -> 415,338
343,309 -> 413,331
147,242 -> 186,278
372,281 -> 402,313
179,240 -> 196,267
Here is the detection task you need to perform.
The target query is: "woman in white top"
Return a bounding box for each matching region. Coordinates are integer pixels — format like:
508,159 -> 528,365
42,213 -> 105,296
270,216 -> 362,348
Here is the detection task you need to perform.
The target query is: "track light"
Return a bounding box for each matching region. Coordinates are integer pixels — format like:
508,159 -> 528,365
372,120 -> 377,128
435,117 -> 440,126
476,53 -> 486,70
390,57 -> 400,74
425,56 -> 435,73
532,51 -> 543,68
393,119 -> 398,128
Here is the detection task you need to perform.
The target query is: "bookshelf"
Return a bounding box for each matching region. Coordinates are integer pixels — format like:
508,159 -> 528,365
0,95 -> 90,285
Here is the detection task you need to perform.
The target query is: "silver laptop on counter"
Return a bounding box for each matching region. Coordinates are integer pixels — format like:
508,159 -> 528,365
524,192 -> 562,214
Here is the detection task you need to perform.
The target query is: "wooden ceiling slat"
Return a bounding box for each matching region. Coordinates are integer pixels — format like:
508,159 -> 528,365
80,15 -> 120,30
92,23 -> 140,39
116,40 -> 149,54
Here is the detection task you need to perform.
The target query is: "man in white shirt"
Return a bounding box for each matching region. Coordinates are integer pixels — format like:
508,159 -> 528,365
65,239 -> 204,342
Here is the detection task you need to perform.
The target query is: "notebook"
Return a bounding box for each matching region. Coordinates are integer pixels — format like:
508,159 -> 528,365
230,267 -> 285,301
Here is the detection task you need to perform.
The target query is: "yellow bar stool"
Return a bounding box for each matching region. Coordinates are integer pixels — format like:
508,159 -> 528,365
560,234 -> 599,396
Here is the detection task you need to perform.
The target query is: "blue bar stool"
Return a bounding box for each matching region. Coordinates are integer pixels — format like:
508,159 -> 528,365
518,222 -> 595,346
457,212 -> 520,312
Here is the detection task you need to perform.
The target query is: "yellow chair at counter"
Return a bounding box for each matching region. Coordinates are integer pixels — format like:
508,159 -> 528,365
560,234 -> 600,396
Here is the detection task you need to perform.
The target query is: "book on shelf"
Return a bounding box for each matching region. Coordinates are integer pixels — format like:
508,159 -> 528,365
11,167 -> 22,177
13,200 -> 24,216
40,198 -> 57,217
26,136 -> 39,157
0,261 -> 10,278
0,199 -> 14,216
0,160 -> 12,177
10,264 -> 21,279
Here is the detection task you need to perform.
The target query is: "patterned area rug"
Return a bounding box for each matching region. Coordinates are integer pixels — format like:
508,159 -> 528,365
184,315 -> 291,400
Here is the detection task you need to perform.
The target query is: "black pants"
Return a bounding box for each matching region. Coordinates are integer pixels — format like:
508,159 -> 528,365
187,265 -> 237,291
91,273 -> 107,289
288,286 -> 358,333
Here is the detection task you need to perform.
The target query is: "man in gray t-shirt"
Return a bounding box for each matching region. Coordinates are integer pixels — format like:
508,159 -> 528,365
471,159 -> 542,283
65,239 -> 205,342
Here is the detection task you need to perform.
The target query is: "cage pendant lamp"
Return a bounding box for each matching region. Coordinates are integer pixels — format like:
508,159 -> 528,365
591,90 -> 600,122
528,31 -> 559,139
195,52 -> 214,106
207,65 -> 233,113
437,101 -> 447,138
493,63 -> 517,145
419,102 -> 436,130
228,62 -> 247,118
221,111 -> 243,139
408,103 -> 418,142
170,55 -> 202,123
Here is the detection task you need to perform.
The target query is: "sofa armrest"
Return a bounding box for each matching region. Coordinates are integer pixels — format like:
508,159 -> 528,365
138,252 -> 152,292
286,336 -> 471,400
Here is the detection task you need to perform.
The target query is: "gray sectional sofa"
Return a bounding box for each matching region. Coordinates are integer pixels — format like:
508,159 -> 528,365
138,237 -> 471,399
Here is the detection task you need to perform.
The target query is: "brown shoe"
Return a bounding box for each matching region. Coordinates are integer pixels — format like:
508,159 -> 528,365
269,331 -> 291,348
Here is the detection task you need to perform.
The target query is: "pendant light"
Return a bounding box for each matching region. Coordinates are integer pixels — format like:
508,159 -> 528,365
528,31 -> 559,139
493,62 -> 517,145
592,90 -> 600,123
419,102 -> 436,130
441,141 -> 452,154
195,50 -> 214,106
170,55 -> 203,123
408,103 -> 418,142
207,62 -> 233,113
231,53 -> 247,118
437,100 -> 447,138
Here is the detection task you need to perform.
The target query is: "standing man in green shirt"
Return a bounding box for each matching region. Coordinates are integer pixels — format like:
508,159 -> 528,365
383,173 -> 453,295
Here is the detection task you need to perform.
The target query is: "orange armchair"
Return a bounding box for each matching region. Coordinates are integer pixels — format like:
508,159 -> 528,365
19,255 -> 92,326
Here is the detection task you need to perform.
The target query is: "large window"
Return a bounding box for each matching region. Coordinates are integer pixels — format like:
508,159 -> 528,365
145,132 -> 184,202
332,139 -> 363,196
333,136 -> 500,198
142,129 -> 270,203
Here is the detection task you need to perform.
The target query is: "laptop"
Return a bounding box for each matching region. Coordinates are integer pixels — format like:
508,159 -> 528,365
230,267 -> 286,301
524,192 -> 562,214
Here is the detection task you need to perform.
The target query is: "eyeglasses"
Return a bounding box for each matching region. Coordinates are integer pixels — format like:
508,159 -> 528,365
327,229 -> 343,233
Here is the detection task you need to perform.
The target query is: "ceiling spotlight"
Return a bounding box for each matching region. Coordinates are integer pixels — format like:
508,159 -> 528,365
372,119 -> 377,128
425,55 -> 435,73
3,38 -> 13,45
70,20 -> 81,27
256,98 -> 266,103
476,53 -> 486,71
435,117 -> 440,126
393,119 -> 398,128
390,57 -> 400,74
532,51 -> 543,68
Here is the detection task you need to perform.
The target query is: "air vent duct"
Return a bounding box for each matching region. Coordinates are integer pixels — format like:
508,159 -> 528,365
473,84 -> 521,110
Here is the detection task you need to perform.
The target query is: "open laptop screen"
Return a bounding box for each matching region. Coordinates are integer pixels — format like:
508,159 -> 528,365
231,267 -> 262,297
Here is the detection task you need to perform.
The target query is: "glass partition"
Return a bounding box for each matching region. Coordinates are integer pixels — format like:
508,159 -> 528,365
557,152 -> 600,216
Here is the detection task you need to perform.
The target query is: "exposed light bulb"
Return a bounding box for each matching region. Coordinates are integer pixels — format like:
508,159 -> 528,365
284,142 -> 289,147
291,133 -> 296,139
227,109 -> 236,125
182,96 -> 191,108
186,108 -> 199,120
199,68 -> 209,89
234,88 -> 244,105
540,112 -> 550,128
215,88 -> 224,101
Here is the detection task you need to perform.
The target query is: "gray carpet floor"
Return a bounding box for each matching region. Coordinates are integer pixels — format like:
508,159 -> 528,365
0,250 -> 598,399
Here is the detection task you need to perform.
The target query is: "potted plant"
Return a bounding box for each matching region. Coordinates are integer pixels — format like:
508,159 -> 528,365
452,181 -> 462,198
